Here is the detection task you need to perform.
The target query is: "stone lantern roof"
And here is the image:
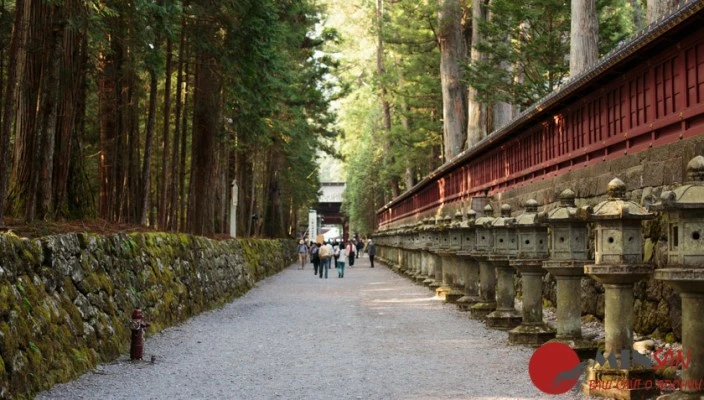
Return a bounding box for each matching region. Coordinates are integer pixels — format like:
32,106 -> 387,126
653,156 -> 704,210
422,217 -> 433,231
492,204 -> 515,227
475,204 -> 495,227
544,189 -> 585,222
451,210 -> 463,229
586,178 -> 653,221
441,214 -> 452,229
460,209 -> 477,228
513,199 -> 546,228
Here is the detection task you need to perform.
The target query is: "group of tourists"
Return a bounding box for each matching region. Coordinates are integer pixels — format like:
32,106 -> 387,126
296,238 -> 376,277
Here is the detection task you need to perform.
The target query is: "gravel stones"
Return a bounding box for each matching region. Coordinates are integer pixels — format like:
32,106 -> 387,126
37,256 -> 583,400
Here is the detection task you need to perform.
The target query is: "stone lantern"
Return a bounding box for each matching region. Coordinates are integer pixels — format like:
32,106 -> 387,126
425,217 -> 443,289
457,209 -> 480,311
409,222 -> 421,277
397,225 -> 407,271
508,199 -> 556,345
470,205 -> 497,319
390,225 -> 400,272
486,204 -> 522,330
651,155 -> 704,400
441,211 -> 465,303
542,189 -> 596,359
397,224 -> 411,275
434,215 -> 456,299
375,229 -> 386,264
409,221 -> 424,282
582,178 -> 657,400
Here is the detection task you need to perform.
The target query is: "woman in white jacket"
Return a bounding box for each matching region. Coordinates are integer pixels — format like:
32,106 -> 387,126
336,245 -> 347,278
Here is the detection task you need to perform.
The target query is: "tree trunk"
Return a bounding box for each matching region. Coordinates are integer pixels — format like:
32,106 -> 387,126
170,19 -> 186,230
66,36 -> 90,218
125,67 -> 141,223
159,37 -> 173,229
189,16 -> 221,235
98,37 -> 120,220
140,69 -> 158,226
630,0 -> 644,30
11,0 -> 56,221
0,0 -> 26,227
53,1 -> 87,217
376,0 -> 399,198
438,0 -> 467,161
179,54 -> 190,232
467,0 -> 488,148
37,10 -> 65,219
647,0 -> 679,23
570,0 -> 599,77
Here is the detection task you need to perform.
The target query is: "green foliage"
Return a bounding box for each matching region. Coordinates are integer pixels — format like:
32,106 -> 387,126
598,0 -> 638,55
467,0 -> 638,109
331,0 -> 443,234
467,0 -> 571,108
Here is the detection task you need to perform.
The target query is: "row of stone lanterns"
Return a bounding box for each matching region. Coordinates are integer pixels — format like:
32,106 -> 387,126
373,155 -> 704,400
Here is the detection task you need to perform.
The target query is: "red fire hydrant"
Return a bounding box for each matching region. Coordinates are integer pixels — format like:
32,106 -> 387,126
130,308 -> 150,360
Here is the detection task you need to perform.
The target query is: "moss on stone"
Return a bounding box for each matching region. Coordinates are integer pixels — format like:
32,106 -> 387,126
0,233 -> 294,398
664,332 -> 676,343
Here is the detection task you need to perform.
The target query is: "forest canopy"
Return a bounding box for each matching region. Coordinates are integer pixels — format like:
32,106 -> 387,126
0,0 -> 341,237
0,0 -> 675,238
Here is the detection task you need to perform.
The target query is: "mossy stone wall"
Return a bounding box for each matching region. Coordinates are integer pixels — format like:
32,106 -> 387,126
0,232 -> 295,399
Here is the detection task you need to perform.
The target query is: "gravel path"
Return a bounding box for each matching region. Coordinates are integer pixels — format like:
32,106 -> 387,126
37,256 -> 585,400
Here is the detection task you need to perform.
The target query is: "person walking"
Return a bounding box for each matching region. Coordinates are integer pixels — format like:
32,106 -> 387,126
296,240 -> 309,270
367,239 -> 376,268
336,244 -> 347,278
346,240 -> 356,267
310,242 -> 320,276
332,241 -> 340,269
318,241 -> 333,279
356,239 -> 364,259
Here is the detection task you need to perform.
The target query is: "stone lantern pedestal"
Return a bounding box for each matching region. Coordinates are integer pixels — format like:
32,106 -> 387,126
543,260 -> 597,359
486,204 -> 522,330
582,179 -> 658,400
509,260 -> 556,345
652,271 -> 704,400
470,205 -> 497,319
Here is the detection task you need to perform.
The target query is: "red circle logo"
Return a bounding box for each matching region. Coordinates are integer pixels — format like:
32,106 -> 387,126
529,342 -> 582,394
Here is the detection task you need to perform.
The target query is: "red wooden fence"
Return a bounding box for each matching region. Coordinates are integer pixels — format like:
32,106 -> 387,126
377,0 -> 704,227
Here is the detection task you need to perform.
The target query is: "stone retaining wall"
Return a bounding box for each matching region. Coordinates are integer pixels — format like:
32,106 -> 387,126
0,232 -> 295,399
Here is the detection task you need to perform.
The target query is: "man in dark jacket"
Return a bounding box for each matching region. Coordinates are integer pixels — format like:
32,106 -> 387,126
367,239 -> 376,268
